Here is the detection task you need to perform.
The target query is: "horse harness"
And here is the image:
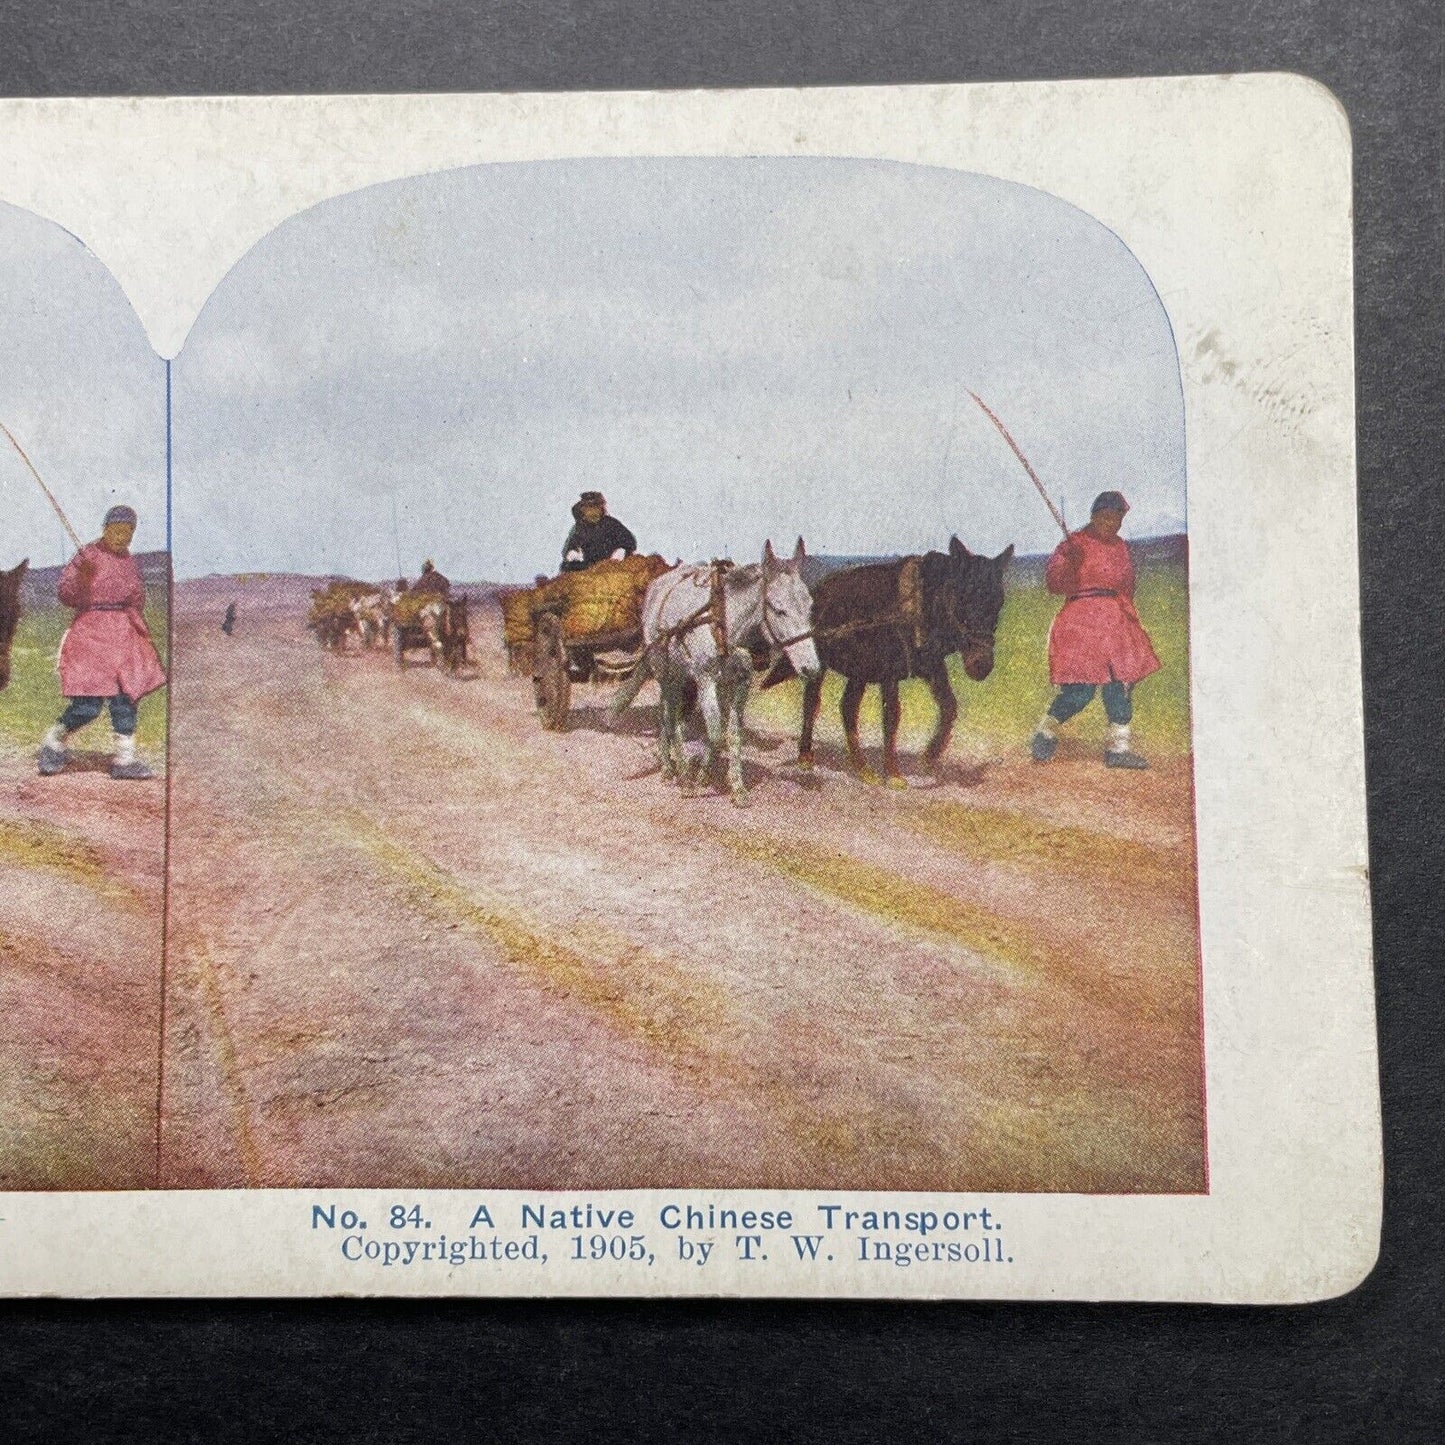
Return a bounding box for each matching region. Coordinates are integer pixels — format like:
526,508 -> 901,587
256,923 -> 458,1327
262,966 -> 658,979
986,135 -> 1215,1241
648,561 -> 730,654
802,557 -> 993,670
650,556 -> 990,667
652,561 -> 808,661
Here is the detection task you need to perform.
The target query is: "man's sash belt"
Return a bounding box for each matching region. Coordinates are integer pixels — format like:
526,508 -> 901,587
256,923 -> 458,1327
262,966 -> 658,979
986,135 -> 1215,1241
79,602 -> 130,612
1066,589 -> 1119,600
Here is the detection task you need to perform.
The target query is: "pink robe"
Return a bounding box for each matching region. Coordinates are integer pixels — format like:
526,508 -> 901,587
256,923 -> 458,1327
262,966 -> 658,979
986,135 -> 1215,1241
56,543 -> 168,700
1044,530 -> 1161,686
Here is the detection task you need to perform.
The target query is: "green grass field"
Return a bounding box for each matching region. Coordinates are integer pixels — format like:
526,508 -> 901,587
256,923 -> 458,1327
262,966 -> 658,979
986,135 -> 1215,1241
748,557 -> 1192,759
0,600 -> 170,753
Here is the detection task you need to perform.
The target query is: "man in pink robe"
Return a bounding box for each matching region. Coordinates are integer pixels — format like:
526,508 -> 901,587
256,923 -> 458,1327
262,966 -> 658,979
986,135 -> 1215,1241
37,505 -> 167,780
1030,490 -> 1161,769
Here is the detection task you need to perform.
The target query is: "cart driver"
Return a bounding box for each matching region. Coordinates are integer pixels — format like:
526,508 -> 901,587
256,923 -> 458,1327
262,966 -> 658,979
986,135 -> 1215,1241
561,492 -> 637,573
413,559 -> 450,596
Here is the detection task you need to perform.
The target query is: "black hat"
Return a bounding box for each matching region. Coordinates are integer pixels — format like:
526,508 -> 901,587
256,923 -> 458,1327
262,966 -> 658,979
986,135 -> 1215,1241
103,504 -> 138,527
577,491 -> 606,507
1091,490 -> 1129,516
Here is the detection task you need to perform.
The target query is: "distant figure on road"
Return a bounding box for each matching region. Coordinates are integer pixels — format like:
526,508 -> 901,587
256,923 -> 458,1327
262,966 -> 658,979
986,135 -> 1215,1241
412,559 -> 450,596
221,601 -> 237,636
561,492 -> 636,573
1030,490 -> 1160,770
37,504 -> 167,781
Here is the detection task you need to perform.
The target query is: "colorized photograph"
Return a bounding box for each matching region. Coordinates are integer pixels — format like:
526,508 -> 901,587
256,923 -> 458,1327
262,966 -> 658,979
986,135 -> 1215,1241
0,202 -> 169,1189
159,158 -> 1204,1192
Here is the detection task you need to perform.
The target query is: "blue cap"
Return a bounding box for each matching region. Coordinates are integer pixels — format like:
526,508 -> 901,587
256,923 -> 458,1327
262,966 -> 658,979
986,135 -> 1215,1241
103,505 -> 138,528
1090,491 -> 1129,516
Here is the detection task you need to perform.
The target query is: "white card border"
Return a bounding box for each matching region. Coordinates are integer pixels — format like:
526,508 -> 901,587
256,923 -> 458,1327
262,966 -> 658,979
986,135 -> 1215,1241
0,75 -> 1378,1302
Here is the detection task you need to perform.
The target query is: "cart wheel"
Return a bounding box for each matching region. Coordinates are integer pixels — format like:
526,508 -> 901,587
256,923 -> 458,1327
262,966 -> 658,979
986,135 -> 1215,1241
534,613 -> 571,730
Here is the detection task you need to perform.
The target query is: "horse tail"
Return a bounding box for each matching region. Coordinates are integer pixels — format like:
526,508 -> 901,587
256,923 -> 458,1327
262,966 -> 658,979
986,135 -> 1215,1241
605,649 -> 654,726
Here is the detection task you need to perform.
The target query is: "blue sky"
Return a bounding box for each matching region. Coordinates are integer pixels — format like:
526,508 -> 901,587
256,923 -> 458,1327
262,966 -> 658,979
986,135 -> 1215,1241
0,203 -> 166,565
1,159 -> 1185,582
173,158 -> 1185,582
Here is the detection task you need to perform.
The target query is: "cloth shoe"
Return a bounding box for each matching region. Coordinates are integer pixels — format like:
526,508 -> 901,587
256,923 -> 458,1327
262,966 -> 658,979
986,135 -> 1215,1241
1030,730 -> 1058,763
37,724 -> 68,776
110,734 -> 154,781
1104,748 -> 1149,769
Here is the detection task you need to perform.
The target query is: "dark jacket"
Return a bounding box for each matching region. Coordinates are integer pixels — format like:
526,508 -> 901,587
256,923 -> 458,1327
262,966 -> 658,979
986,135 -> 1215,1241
413,566 -> 450,596
561,514 -> 637,572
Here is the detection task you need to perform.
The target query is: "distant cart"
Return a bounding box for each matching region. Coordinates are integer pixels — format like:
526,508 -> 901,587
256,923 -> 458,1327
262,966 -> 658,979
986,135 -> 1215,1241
502,556 -> 671,731
393,594 -> 470,675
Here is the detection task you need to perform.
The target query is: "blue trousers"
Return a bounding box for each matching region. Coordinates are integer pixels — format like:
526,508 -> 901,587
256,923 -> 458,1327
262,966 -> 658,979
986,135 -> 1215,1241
60,694 -> 138,736
1049,681 -> 1133,726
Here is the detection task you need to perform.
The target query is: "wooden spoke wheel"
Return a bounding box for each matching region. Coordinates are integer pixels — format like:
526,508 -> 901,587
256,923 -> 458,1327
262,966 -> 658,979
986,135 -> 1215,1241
533,612 -> 571,730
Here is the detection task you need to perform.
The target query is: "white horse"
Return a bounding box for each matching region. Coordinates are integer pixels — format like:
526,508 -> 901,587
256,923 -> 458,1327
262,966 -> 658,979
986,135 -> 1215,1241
351,589 -> 396,649
641,538 -> 820,804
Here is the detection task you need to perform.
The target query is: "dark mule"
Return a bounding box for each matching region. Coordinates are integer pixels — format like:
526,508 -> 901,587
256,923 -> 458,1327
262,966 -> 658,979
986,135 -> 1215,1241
0,559 -> 28,690
440,597 -> 470,674
791,537 -> 1012,785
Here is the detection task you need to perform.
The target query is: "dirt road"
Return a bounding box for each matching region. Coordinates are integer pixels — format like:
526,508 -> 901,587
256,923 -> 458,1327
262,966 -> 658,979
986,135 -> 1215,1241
0,745 -> 164,1189
160,582 -> 1204,1192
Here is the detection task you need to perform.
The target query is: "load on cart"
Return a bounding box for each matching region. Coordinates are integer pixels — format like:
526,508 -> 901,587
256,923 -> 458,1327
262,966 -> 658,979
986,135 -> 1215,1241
501,552 -> 672,730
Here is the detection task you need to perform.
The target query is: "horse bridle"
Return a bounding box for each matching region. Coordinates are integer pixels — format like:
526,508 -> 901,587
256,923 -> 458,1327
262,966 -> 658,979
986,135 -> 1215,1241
759,578 -> 815,652
648,562 -> 796,659
939,587 -> 994,658
654,564 -> 992,661
761,577 -> 993,659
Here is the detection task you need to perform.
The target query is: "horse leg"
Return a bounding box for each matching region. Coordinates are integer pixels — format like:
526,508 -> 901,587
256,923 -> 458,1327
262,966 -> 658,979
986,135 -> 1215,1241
924,662 -> 959,773
695,677 -> 725,795
727,670 -> 751,805
841,675 -> 878,784
657,670 -> 679,782
881,678 -> 907,788
799,668 -> 825,768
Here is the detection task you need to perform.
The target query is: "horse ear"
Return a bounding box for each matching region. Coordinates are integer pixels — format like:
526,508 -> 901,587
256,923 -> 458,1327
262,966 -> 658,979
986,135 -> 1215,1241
763,538 -> 778,568
949,535 -> 971,561
996,544 -> 1015,565
793,536 -> 806,564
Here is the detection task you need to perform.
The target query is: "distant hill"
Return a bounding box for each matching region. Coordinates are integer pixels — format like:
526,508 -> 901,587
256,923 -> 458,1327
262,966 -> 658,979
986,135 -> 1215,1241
19,550 -> 171,607
172,571 -> 501,617
806,533 -> 1187,589
161,535 -> 1189,616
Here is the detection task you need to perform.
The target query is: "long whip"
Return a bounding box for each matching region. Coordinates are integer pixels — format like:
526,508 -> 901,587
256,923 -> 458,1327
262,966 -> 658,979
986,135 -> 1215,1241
1,421 -> 156,645
965,390 -> 1070,540
0,421 -> 83,551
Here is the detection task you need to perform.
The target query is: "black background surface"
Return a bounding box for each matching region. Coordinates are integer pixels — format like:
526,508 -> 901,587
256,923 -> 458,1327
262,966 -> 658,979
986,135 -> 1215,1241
1,3 -> 1441,1440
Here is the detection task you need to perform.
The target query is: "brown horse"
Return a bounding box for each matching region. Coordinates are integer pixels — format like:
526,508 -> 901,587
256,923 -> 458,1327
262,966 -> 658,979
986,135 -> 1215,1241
789,538 -> 1012,785
0,559 -> 28,690
439,597 -> 470,674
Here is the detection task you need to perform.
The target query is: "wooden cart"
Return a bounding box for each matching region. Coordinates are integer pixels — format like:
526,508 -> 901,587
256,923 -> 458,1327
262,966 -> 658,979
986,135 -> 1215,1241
528,600 -> 646,731
393,596 -> 470,675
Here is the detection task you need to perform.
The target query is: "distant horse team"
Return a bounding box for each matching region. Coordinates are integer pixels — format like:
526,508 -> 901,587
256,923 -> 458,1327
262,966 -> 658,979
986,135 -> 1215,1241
306,570 -> 470,675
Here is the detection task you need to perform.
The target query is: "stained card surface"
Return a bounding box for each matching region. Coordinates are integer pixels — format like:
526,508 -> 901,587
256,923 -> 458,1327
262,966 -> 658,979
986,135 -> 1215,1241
0,78 -> 1376,1299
